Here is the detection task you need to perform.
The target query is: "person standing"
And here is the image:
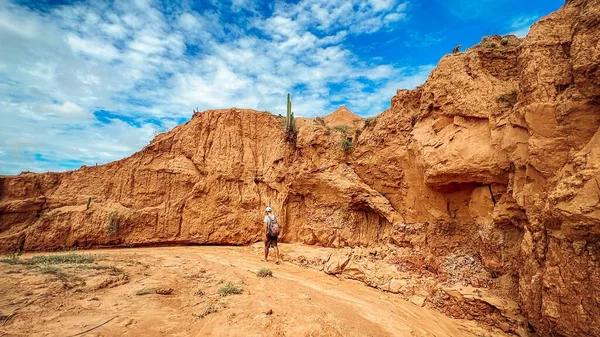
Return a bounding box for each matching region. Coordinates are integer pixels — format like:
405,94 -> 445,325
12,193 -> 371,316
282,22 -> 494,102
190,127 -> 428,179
263,206 -> 281,265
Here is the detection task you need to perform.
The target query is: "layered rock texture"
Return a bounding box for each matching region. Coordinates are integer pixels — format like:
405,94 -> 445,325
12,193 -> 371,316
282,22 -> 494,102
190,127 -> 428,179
1,1 -> 599,336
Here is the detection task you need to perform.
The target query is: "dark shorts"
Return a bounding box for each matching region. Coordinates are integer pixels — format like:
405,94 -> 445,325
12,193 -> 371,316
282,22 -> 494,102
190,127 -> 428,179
265,234 -> 278,248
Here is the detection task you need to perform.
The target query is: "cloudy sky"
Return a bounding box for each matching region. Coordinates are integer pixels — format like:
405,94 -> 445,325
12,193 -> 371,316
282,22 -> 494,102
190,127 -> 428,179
0,0 -> 563,174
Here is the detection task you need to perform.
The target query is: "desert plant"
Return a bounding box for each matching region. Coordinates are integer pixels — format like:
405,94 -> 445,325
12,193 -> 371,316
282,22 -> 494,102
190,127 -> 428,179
354,128 -> 362,140
333,124 -> 349,135
218,282 -> 243,296
452,45 -> 462,54
341,138 -> 354,152
30,254 -> 94,264
86,197 -> 92,210
497,90 -> 518,108
196,300 -> 227,318
39,266 -> 70,282
197,302 -> 219,318
3,253 -> 95,265
285,93 -> 298,143
256,268 -> 273,277
1,251 -> 22,265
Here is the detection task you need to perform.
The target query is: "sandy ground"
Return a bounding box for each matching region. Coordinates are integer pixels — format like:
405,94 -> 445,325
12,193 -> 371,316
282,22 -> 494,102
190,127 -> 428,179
0,245 -> 511,337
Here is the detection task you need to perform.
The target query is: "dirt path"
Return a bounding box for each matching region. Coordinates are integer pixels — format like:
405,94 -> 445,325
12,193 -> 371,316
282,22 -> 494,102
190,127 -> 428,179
0,245 -> 510,337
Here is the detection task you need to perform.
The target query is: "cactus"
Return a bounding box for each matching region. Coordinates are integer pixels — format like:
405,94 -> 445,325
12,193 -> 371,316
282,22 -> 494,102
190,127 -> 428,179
290,111 -> 295,130
285,93 -> 297,143
286,93 -> 293,130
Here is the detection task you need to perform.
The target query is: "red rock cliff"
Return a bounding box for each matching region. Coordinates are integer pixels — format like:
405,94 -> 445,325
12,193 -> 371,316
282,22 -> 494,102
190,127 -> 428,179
1,1 -> 600,336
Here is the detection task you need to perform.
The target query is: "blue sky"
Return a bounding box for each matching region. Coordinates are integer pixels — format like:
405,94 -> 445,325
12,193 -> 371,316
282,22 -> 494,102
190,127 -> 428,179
0,0 -> 563,174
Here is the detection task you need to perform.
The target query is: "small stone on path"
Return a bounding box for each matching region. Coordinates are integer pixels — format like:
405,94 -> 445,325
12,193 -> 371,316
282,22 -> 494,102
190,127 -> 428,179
156,288 -> 173,295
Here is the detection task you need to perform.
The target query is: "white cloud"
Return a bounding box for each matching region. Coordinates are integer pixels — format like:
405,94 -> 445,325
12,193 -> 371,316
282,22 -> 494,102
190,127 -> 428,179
45,101 -> 91,120
265,0 -> 409,35
0,0 -> 429,174
508,14 -> 540,37
67,34 -> 120,61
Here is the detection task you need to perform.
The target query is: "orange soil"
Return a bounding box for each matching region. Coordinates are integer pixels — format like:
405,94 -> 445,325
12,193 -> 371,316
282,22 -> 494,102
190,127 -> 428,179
0,245 -> 510,337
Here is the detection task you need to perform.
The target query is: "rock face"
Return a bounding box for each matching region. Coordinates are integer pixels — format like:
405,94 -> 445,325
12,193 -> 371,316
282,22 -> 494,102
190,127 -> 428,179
1,1 -> 599,336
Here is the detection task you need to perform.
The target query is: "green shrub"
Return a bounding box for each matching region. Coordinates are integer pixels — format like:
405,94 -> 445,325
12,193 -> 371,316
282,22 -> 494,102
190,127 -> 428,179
29,254 -> 94,264
218,282 -> 243,296
198,302 -> 219,318
2,253 -> 95,265
196,300 -> 227,318
341,138 -> 354,152
0,252 -> 21,265
497,90 -> 518,108
39,266 -> 70,282
333,125 -> 349,135
256,268 -> 273,277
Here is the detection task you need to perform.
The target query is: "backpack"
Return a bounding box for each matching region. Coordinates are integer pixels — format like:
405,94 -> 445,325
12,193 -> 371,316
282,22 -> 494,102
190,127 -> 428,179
267,215 -> 281,236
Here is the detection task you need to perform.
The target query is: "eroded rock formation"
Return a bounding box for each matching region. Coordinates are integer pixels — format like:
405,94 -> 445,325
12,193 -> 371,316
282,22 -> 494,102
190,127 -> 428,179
1,0 -> 599,336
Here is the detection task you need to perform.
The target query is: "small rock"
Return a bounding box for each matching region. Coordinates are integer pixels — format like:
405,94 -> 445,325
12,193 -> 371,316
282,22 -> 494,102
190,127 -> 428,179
264,308 -> 273,315
410,296 -> 426,307
573,240 -> 586,255
155,288 -> 173,295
